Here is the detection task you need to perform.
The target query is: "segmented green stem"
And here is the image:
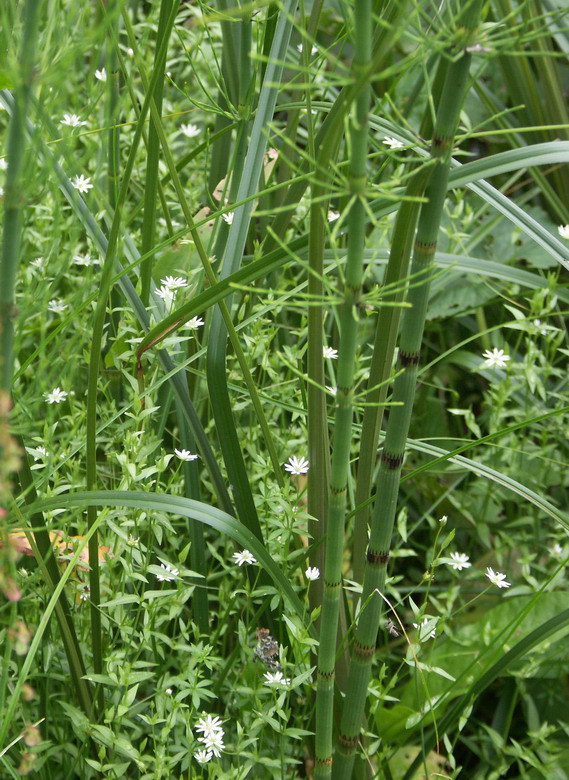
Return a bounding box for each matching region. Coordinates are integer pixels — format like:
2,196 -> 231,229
314,1 -> 373,776
0,0 -> 41,391
334,4 -> 483,776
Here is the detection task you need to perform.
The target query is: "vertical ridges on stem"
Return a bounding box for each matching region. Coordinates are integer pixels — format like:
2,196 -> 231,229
314,1 -> 373,776
333,3 -> 484,776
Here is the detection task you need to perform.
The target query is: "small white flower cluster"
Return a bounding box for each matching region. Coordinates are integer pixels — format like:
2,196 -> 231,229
194,714 -> 225,763
155,275 -> 188,307
445,552 -> 511,588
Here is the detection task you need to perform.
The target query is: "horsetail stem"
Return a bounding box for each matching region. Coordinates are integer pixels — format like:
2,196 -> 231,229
334,3 -> 484,775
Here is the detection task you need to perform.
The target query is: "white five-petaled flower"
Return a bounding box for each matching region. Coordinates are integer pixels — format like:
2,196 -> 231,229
33,446 -> 49,460
73,252 -> 97,266
194,749 -> 213,764
180,123 -> 201,138
327,209 -> 340,222
383,136 -> 405,149
198,730 -> 224,758
61,113 -> 87,127
233,549 -> 256,566
31,257 -> 46,269
323,346 -> 338,359
155,285 -> 175,304
482,348 -> 510,369
174,448 -> 199,461
161,275 -> 188,290
95,68 -> 107,82
44,387 -> 68,404
264,670 -> 290,686
48,299 -> 67,314
195,714 -> 224,739
485,567 -> 511,589
557,225 -> 569,240
156,563 -> 179,582
72,175 -> 93,193
222,211 -> 234,225
305,566 -> 320,581
447,552 -> 472,571
412,617 -> 436,640
185,316 -> 205,329
284,455 -> 310,475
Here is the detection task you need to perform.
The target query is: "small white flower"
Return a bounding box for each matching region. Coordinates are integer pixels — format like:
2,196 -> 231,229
165,688 -> 173,695
73,252 -> 97,266
233,549 -> 256,566
72,175 -> 93,193
61,113 -> 87,127
127,535 -> 139,547
48,299 -> 67,314
297,42 -> 318,55
31,257 -> 46,269
33,446 -> 49,460
439,514 -> 447,523
194,749 -> 213,764
447,552 -> 471,571
412,617 -> 436,640
284,456 -> 310,475
161,275 -> 188,290
550,542 -> 564,559
264,670 -> 290,686
198,730 -> 224,758
95,68 -> 107,82
0,158 -> 7,170
327,209 -> 340,222
127,47 -> 134,57
383,136 -> 405,149
185,316 -> 205,329
195,714 -> 224,738
305,566 -> 320,580
156,563 -> 179,582
222,211 -> 234,225
174,448 -> 199,461
155,285 -> 175,305
323,346 -> 338,359
557,225 -> 569,239
482,348 -> 510,369
180,123 -> 201,138
79,586 -> 90,602
485,567 -> 511,589
44,387 -> 68,404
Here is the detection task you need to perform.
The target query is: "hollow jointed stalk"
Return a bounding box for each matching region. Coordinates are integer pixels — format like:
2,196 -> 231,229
314,1 -> 373,776
333,4 -> 484,777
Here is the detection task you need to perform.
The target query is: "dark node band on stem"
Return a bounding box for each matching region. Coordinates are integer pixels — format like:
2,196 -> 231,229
338,733 -> 359,751
381,451 -> 404,469
399,350 -> 420,367
366,548 -> 389,565
353,639 -> 375,659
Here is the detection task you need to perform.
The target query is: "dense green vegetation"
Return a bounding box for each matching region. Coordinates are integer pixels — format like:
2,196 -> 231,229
1,0 -> 568,777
